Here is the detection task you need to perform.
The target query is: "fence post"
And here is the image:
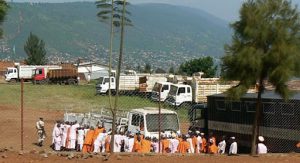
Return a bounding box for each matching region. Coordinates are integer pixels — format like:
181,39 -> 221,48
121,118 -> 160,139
158,84 -> 162,153
20,78 -> 24,151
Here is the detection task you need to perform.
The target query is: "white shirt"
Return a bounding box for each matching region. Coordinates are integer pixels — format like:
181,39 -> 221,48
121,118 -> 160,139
114,134 -> 123,152
77,129 -> 85,144
54,127 -> 62,142
170,138 -> 179,153
69,124 -> 79,140
151,142 -> 159,153
197,136 -> 202,151
229,142 -> 238,155
126,137 -> 134,152
36,120 -> 44,130
218,140 -> 226,154
95,133 -> 107,146
257,143 -> 267,154
187,138 -> 194,153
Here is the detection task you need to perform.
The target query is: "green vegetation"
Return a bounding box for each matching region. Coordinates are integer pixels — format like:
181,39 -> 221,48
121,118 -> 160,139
0,83 -> 189,122
0,0 -> 8,37
178,56 -> 217,77
24,32 -> 47,65
221,0 -> 300,155
1,2 -> 230,68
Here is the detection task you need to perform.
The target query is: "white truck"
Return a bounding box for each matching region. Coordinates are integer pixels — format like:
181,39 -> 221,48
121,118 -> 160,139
64,107 -> 180,138
151,82 -> 173,102
4,63 -> 61,82
96,75 -> 139,94
165,77 -> 234,107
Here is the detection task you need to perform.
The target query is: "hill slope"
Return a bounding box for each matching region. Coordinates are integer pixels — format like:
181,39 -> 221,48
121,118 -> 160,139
0,2 -> 231,69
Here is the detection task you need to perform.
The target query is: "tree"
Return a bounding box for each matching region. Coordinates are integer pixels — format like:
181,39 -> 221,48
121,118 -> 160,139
178,56 -> 217,77
24,33 -> 47,65
143,63 -> 151,73
0,0 -> 8,38
96,0 -> 132,153
168,66 -> 175,74
221,0 -> 300,155
155,67 -> 166,74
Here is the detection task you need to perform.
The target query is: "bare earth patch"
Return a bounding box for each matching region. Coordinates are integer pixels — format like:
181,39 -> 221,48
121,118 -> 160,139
0,105 -> 299,163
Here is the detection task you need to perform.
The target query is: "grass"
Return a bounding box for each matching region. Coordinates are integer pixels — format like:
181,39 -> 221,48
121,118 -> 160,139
0,83 -> 190,122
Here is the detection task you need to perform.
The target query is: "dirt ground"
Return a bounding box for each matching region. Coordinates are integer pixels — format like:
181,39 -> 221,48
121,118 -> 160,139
0,104 -> 300,163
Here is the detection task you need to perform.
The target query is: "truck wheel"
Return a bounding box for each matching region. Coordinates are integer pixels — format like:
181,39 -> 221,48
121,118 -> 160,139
68,79 -> 76,85
9,79 -> 17,83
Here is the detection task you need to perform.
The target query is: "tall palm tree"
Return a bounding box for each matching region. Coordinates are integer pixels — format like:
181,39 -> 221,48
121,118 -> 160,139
96,0 -> 132,153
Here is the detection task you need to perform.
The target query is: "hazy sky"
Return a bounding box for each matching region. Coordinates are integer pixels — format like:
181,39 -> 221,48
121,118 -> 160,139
11,0 -> 300,21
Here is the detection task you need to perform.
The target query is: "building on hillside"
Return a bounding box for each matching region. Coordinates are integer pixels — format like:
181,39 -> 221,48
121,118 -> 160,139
76,62 -> 109,81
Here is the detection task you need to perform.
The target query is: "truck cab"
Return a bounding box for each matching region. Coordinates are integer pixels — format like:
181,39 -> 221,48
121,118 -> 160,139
96,76 -> 116,94
4,67 -> 18,82
127,107 -> 180,138
165,84 -> 193,107
33,68 -> 47,83
151,82 -> 173,102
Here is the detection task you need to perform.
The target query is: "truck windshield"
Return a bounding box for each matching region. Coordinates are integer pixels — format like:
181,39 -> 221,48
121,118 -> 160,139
6,69 -> 13,74
169,85 -> 178,96
98,77 -> 104,84
152,83 -> 160,92
146,114 -> 179,132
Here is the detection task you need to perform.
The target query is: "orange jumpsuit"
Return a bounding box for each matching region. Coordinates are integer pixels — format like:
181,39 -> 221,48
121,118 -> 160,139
201,138 -> 207,153
177,141 -> 190,154
208,144 -> 218,154
141,139 -> 151,153
82,130 -> 95,153
161,139 -> 170,153
192,136 -> 198,153
132,140 -> 142,153
105,135 -> 111,153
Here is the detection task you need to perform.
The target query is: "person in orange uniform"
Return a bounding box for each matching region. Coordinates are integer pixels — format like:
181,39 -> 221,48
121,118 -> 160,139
161,134 -> 170,153
82,127 -> 95,153
191,134 -> 198,153
297,142 -> 300,148
141,137 -> 152,153
132,135 -> 142,153
208,138 -> 218,154
177,135 -> 190,154
104,131 -> 111,153
200,133 -> 207,153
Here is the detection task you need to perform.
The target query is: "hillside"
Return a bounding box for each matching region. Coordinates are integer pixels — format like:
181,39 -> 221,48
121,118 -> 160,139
0,2 -> 231,70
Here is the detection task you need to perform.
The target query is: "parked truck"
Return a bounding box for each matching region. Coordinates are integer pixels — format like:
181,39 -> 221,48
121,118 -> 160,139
139,75 -> 167,93
64,107 -> 180,138
33,64 -> 78,85
165,77 -> 235,107
4,63 -> 61,82
96,70 -> 140,95
151,82 -> 173,102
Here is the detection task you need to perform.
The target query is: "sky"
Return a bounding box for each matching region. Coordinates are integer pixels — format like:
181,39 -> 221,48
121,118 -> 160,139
10,0 -> 300,21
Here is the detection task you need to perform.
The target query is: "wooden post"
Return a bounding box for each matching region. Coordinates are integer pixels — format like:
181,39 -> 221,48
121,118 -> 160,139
158,84 -> 162,153
21,78 -> 24,151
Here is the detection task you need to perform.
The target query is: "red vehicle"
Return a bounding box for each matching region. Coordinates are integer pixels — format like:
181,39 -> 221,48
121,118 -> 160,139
33,64 -> 78,85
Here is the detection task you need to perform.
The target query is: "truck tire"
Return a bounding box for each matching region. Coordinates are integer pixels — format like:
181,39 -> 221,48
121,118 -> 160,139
9,79 -> 17,83
68,79 -> 76,85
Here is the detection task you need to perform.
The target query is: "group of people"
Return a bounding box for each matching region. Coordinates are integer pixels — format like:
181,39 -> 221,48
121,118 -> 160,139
48,119 -> 269,155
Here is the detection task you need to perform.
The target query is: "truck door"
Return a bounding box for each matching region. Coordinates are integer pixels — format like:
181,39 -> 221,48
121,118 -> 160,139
34,68 -> 45,81
128,113 -> 144,135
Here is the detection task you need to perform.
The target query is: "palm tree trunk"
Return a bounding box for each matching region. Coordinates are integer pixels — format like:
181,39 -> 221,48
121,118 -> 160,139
109,0 -> 115,154
112,0 -> 127,154
250,78 -> 264,155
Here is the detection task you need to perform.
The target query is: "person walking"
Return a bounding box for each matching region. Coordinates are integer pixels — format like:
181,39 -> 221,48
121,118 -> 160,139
36,117 -> 46,147
218,136 -> 226,154
229,137 -> 238,155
